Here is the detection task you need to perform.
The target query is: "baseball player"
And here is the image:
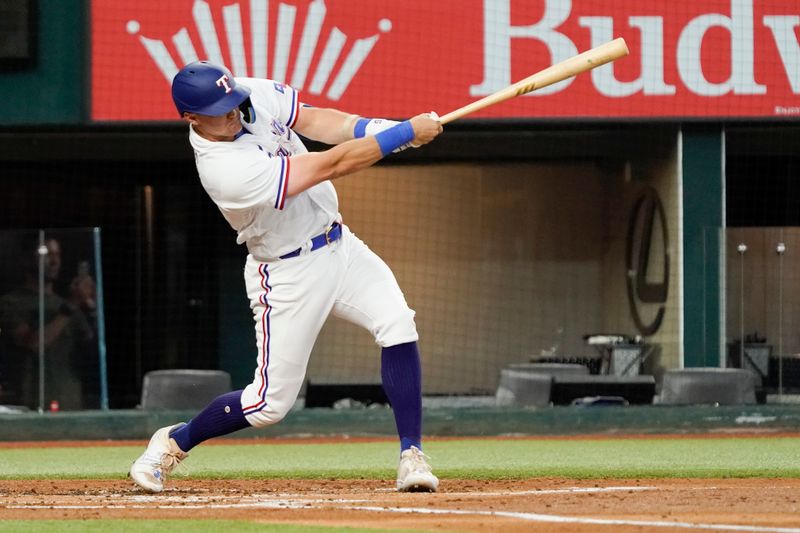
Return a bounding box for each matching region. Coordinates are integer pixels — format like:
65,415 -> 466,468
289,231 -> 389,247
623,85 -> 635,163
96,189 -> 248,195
130,61 -> 442,493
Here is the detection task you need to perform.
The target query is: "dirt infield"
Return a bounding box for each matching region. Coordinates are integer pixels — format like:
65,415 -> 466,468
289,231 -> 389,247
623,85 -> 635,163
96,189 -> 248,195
2,477 -> 800,532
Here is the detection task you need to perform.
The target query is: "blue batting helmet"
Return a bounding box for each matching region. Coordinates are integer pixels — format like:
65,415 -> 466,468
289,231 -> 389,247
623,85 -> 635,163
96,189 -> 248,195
171,60 -> 251,116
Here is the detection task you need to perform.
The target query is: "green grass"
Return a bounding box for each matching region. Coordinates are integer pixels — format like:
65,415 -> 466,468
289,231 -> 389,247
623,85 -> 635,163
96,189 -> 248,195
1,437 -> 799,479
0,521 -> 429,533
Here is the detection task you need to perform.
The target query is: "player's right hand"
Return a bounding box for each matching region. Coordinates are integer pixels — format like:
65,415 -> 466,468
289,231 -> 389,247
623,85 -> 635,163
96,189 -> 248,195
409,112 -> 443,147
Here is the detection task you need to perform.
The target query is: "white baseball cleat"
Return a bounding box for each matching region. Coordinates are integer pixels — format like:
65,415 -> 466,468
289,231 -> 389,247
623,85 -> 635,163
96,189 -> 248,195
129,423 -> 188,492
396,446 -> 439,492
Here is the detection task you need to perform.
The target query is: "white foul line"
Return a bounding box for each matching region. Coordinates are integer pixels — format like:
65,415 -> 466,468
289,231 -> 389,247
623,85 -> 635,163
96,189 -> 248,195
6,485 -> 800,533
372,485 -> 658,495
12,500 -> 796,532
342,505 -> 800,533
446,485 -> 658,497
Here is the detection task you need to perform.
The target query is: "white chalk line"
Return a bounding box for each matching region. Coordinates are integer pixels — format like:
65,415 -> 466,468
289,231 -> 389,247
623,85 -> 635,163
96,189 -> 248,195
6,502 -> 311,510
4,485 -> 655,508
342,505 -> 800,533
371,485 -> 659,495
6,485 -> 800,532
437,485 -> 659,497
8,500 -> 800,532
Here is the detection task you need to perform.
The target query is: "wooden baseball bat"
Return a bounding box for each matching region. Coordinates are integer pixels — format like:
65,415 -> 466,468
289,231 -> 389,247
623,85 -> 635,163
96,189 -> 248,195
438,37 -> 629,124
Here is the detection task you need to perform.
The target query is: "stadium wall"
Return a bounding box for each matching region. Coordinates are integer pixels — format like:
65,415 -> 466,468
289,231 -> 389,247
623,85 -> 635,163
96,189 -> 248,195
2,2 -> 799,406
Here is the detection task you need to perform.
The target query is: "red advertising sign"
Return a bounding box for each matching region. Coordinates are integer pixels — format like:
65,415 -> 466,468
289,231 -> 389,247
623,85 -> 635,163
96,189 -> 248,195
91,0 -> 800,121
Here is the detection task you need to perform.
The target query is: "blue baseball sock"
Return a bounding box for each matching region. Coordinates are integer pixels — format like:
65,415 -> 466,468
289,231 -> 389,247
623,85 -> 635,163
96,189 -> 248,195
169,389 -> 250,452
381,341 -> 422,453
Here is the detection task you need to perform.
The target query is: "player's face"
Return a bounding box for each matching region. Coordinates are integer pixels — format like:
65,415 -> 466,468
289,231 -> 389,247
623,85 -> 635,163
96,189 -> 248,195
185,107 -> 243,142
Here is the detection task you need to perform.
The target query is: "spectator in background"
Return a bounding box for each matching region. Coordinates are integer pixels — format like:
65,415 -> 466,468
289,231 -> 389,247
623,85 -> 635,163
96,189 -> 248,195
0,236 -> 95,410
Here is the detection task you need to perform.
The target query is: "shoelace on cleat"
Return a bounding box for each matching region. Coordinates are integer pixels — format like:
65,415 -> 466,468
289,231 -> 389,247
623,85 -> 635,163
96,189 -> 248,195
404,448 -> 433,473
161,425 -> 189,477
159,451 -> 185,475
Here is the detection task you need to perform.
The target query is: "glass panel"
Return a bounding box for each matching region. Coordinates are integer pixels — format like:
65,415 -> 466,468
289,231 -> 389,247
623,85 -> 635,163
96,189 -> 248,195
0,228 -> 107,412
724,227 -> 799,399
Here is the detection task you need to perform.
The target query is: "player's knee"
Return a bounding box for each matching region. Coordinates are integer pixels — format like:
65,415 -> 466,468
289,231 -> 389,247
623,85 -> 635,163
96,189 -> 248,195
245,401 -> 291,428
374,307 -> 418,347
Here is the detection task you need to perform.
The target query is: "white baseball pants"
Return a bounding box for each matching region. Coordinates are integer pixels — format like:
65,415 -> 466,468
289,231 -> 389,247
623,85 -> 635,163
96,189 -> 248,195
240,225 -> 418,428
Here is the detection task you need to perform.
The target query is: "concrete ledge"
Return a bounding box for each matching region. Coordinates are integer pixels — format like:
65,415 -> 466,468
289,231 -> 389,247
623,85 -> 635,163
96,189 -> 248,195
659,368 -> 756,405
495,370 -> 552,407
1,404 -> 799,441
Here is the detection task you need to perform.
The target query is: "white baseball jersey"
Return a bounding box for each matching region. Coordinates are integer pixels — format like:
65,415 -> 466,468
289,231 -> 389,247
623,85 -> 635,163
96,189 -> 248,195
186,78 -> 418,428
190,77 -> 339,260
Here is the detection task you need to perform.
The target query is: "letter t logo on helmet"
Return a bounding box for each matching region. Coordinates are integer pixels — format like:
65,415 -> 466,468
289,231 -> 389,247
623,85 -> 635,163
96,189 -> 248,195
216,75 -> 232,93
171,61 -> 251,116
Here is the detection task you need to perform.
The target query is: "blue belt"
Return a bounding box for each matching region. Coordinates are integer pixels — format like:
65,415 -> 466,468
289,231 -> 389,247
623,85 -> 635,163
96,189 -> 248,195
279,222 -> 342,259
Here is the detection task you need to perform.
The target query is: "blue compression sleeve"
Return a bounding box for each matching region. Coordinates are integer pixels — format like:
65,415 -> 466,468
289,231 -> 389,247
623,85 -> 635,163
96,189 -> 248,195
374,121 -> 415,156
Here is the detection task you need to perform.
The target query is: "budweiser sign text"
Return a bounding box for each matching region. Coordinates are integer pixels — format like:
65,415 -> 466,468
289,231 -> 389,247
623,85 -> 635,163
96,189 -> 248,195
91,0 -> 800,120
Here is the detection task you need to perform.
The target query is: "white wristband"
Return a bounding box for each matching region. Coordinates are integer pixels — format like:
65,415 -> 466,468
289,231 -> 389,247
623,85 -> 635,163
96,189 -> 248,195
354,118 -> 410,153
364,118 -> 399,136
